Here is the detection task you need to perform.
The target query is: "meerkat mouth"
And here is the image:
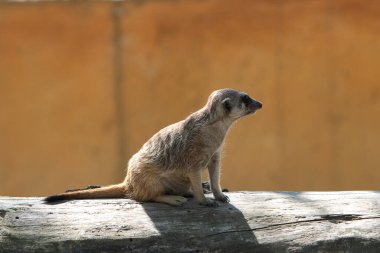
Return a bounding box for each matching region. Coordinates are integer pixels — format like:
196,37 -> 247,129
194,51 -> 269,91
244,109 -> 257,116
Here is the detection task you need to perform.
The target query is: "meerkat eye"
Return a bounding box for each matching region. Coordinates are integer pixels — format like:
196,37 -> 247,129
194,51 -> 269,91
241,94 -> 251,105
222,98 -> 232,113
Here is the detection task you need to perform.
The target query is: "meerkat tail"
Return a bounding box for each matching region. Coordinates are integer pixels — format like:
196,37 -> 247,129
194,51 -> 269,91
44,183 -> 126,203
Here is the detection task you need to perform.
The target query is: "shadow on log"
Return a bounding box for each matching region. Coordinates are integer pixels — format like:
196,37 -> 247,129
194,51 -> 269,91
1,191 -> 380,252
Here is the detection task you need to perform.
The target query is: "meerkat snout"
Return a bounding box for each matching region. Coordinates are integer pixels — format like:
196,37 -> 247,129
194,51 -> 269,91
252,100 -> 263,109
241,93 -> 262,112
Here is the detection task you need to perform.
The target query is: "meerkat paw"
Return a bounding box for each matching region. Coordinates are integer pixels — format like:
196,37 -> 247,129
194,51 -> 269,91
215,193 -> 230,203
169,196 -> 188,206
198,198 -> 219,207
154,195 -> 188,206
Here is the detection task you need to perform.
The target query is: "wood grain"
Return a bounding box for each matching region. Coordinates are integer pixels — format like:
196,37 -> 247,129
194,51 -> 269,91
1,191 -> 380,252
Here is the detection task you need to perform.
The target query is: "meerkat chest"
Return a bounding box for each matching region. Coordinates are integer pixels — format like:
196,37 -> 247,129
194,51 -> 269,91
204,121 -> 230,148
189,124 -> 228,164
200,128 -> 226,151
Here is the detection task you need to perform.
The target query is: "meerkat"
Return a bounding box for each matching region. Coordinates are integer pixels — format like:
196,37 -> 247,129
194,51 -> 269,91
45,88 -> 262,207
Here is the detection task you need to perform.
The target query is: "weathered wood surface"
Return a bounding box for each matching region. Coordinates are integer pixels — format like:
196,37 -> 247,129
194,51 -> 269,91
1,192 -> 380,253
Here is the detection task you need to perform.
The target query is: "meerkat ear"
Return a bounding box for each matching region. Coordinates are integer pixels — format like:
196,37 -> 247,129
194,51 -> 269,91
222,98 -> 232,113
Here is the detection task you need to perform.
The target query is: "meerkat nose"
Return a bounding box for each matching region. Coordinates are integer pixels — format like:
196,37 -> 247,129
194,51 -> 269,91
255,101 -> 263,109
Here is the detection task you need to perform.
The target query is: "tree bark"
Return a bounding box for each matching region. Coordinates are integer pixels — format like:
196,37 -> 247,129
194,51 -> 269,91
1,191 -> 380,252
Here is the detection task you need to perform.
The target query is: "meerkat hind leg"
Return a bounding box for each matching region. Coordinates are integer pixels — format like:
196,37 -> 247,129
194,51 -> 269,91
153,195 -> 188,206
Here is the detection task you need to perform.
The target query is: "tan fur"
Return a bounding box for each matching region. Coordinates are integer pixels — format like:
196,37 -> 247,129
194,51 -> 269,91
45,89 -> 262,206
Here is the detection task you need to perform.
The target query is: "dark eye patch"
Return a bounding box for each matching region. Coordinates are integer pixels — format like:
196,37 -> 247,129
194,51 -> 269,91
241,94 -> 251,105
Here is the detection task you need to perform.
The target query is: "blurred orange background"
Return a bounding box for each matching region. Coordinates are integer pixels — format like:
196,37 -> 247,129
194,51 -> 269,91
0,0 -> 379,197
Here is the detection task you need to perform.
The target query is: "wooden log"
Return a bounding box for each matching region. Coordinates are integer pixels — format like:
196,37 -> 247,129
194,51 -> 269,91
1,191 -> 380,252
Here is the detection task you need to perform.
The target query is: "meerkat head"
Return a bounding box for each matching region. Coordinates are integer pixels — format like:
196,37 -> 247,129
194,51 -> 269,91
207,88 -> 262,122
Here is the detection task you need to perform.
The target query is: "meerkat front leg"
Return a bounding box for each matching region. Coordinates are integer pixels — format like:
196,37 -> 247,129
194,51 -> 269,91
208,152 -> 230,203
188,170 -> 219,207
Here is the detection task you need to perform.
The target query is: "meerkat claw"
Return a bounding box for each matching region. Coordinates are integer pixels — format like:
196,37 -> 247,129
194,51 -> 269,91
216,194 -> 230,203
